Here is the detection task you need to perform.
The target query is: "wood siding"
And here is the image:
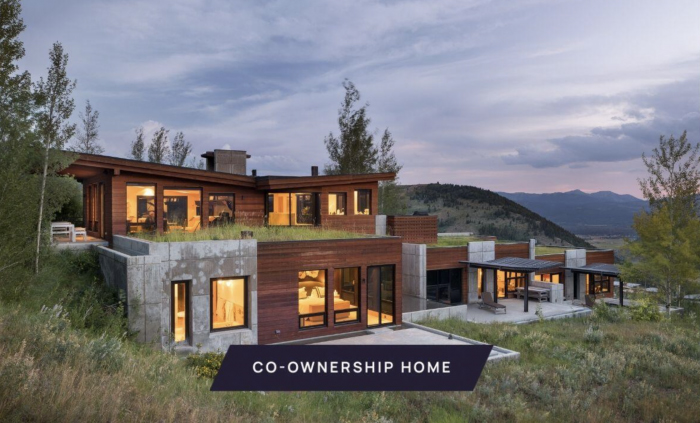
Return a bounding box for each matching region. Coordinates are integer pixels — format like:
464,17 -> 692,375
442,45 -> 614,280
426,246 -> 470,303
387,216 -> 438,244
586,250 -> 615,264
495,243 -> 530,259
257,237 -> 402,344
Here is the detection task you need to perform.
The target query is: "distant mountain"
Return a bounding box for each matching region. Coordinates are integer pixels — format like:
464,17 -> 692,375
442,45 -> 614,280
403,183 -> 593,248
498,190 -> 649,237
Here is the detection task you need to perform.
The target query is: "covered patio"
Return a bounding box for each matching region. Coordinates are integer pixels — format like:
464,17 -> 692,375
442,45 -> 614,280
460,257 -> 564,312
561,263 -> 623,306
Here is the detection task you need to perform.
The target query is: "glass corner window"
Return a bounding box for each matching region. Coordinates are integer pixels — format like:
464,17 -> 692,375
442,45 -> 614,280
298,270 -> 327,328
211,278 -> 247,330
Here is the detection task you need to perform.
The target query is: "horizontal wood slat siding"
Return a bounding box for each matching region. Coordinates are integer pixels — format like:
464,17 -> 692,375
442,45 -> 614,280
495,243 -> 530,259
535,253 -> 565,274
387,216 -> 438,244
426,247 -> 469,270
586,250 -> 615,264
257,237 -> 402,344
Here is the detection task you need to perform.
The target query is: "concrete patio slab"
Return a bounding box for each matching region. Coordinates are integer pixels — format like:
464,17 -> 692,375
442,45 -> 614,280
465,299 -> 590,324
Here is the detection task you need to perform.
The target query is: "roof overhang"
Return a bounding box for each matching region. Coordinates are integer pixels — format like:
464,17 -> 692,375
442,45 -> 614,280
60,153 -> 257,188
460,257 -> 564,272
255,172 -> 396,190
560,263 -> 620,277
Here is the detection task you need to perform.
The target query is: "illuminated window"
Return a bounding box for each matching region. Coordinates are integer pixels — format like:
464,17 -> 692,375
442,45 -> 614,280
328,193 -> 347,215
589,274 -> 610,294
334,268 -> 359,324
267,193 -> 318,226
298,269 -> 326,328
368,265 -> 394,326
126,184 -> 156,234
211,278 -> 247,330
172,281 -> 188,343
164,188 -> 202,233
354,190 -> 371,215
209,194 -> 235,226
477,268 -> 483,298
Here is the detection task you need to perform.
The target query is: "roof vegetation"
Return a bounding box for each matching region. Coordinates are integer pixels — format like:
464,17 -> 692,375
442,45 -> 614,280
132,224 -> 379,243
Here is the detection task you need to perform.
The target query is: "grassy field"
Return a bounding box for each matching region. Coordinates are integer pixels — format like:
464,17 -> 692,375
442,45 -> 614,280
1,250 -> 698,422
133,223 -> 377,243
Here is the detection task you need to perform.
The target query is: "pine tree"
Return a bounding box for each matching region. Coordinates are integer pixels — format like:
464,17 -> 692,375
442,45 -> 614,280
70,99 -> 102,154
324,79 -> 377,175
130,126 -> 145,160
33,42 -> 76,273
377,128 -> 405,215
148,126 -> 169,164
169,131 -> 192,166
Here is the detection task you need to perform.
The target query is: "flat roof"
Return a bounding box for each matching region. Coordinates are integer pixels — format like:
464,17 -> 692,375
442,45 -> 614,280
561,263 -> 620,276
460,257 -> 563,272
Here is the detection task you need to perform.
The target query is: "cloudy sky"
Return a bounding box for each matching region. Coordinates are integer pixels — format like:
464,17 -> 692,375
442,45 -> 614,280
19,0 -> 700,196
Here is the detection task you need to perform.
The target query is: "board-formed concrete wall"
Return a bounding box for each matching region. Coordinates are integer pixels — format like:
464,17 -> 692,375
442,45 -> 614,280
468,241 -> 495,302
98,235 -> 258,352
402,243 -> 427,309
565,249 -> 586,301
375,215 -> 387,236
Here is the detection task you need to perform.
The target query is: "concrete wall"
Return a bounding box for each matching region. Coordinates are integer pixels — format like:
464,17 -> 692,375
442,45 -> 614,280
467,241 -> 495,302
402,243 -> 427,309
375,214 -> 387,236
531,280 -> 565,303
402,304 -> 469,323
98,235 -> 258,352
565,249 -> 586,300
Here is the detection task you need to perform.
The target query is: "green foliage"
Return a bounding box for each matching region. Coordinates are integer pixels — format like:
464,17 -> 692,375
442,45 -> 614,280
148,126 -> 169,163
70,99 -> 102,154
583,323 -> 604,343
629,296 -> 663,322
592,301 -> 626,323
170,131 -> 192,166
53,178 -> 83,225
186,351 -> 224,378
130,126 -> 145,160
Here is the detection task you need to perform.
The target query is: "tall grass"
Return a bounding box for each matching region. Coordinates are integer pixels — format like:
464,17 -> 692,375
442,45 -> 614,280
133,223 -> 377,243
2,250 -> 700,422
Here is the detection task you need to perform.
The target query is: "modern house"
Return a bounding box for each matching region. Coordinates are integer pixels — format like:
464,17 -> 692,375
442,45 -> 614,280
59,150 -> 619,351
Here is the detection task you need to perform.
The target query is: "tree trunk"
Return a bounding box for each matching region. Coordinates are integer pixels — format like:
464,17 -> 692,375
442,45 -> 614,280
34,143 -> 50,274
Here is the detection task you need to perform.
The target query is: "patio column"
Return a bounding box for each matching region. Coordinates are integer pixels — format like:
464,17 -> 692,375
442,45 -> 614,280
493,268 -> 498,303
524,272 -> 530,313
619,276 -> 623,307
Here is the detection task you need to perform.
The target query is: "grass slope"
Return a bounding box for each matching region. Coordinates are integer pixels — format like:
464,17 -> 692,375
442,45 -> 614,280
3,250 -> 699,422
405,183 -> 594,248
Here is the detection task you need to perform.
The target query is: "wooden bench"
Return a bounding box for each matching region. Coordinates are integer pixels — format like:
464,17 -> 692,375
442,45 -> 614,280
73,227 -> 87,242
478,292 -> 506,314
516,286 -> 549,302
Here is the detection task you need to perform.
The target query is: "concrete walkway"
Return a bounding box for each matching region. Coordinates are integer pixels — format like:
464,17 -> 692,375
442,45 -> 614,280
312,327 -> 520,362
466,299 -> 590,324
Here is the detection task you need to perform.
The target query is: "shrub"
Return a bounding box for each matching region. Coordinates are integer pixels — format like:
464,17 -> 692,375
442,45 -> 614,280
584,324 -> 604,344
592,301 -> 626,322
186,351 -> 225,378
630,296 -> 663,322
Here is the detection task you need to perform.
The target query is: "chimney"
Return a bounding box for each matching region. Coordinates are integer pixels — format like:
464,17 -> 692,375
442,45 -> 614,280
311,166 -> 318,177
201,150 -> 250,175
251,169 -> 257,177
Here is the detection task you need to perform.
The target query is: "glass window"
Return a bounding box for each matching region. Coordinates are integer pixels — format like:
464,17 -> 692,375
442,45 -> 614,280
211,278 -> 246,330
368,265 -> 394,326
172,281 -> 188,343
268,193 -> 318,226
298,270 -> 326,328
126,184 -> 156,234
328,193 -> 347,215
589,274 -> 610,294
334,268 -> 360,324
426,268 -> 462,304
477,268 -> 483,299
354,189 -> 371,215
295,193 -> 315,225
209,194 -> 235,226
163,188 -> 202,232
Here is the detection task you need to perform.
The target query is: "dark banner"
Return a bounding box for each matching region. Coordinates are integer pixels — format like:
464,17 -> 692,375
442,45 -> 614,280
211,344 -> 492,391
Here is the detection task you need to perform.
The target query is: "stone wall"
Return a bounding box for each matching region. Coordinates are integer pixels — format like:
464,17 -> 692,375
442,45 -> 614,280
98,235 -> 258,352
531,280 -> 565,303
375,214 -> 387,236
565,249 -> 586,301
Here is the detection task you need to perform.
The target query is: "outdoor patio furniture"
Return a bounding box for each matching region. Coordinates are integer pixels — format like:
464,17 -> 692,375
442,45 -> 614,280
51,221 -> 74,241
73,227 -> 87,242
478,292 -> 506,314
516,286 -> 549,302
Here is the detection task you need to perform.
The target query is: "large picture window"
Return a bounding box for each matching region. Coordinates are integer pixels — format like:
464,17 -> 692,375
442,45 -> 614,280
427,268 -> 462,304
164,188 -> 202,232
267,193 -> 319,226
535,273 -> 561,283
328,193 -> 347,215
334,267 -> 360,324
209,194 -> 235,226
367,265 -> 394,326
126,184 -> 156,234
211,278 -> 247,330
496,270 -> 526,299
298,270 -> 326,328
588,274 -> 611,294
354,190 -> 371,215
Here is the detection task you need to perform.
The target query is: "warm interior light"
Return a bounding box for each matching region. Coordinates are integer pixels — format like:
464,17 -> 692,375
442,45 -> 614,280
225,280 -> 232,287
144,188 -> 155,196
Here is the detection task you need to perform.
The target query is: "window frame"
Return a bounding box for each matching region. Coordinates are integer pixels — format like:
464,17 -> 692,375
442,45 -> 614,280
333,267 -> 361,325
298,269 -> 328,329
354,189 -> 372,215
328,192 -> 348,216
210,277 -> 248,332
208,193 -> 236,226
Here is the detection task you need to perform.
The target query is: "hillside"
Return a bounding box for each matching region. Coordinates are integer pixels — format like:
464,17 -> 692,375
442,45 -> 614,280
403,183 -> 594,248
499,190 -> 648,237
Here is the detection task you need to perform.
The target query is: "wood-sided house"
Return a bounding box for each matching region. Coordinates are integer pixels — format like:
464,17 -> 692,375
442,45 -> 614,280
61,150 -> 395,242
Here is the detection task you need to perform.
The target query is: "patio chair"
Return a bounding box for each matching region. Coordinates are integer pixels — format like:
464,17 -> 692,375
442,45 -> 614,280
73,227 -> 87,242
478,291 -> 506,314
585,294 -> 597,308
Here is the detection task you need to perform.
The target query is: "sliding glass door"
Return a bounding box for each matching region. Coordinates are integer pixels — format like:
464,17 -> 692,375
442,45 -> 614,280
367,265 -> 394,327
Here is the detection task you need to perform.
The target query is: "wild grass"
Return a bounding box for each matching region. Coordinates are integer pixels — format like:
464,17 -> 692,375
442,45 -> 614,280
2,250 -> 700,422
133,223 -> 377,243
429,236 -> 522,247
